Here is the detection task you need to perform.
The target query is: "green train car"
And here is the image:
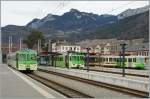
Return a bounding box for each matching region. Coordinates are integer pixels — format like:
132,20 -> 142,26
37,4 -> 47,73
88,55 -> 149,69
7,49 -> 37,71
48,52 -> 86,68
116,56 -> 148,69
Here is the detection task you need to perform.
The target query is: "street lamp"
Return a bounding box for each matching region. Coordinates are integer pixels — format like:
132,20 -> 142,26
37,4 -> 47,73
48,39 -> 55,53
98,48 -> 102,70
86,47 -> 91,72
120,43 -> 127,77
48,39 -> 56,66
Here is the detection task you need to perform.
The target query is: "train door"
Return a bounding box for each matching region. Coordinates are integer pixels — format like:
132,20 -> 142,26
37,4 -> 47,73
16,53 -> 19,68
65,55 -> 69,68
144,57 -> 149,69
128,58 -> 132,68
26,53 -> 29,69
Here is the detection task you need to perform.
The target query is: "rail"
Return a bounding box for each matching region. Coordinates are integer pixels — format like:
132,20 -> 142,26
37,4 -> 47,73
83,68 -> 149,78
27,74 -> 93,98
38,68 -> 149,98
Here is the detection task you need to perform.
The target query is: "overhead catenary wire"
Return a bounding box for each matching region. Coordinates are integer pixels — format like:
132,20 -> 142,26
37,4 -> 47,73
54,1 -> 70,15
106,1 -> 136,14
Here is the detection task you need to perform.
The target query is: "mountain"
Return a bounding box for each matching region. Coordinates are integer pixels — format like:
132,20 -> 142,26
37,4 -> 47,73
1,7 -> 149,45
26,9 -> 117,31
1,25 -> 31,44
72,11 -> 149,42
118,5 -> 149,19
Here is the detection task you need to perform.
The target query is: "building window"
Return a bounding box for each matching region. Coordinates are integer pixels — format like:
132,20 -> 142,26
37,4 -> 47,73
66,47 -> 68,50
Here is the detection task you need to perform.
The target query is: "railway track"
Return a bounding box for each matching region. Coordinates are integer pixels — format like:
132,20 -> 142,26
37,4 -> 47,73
27,74 -> 93,98
38,68 -> 149,98
83,68 -> 149,78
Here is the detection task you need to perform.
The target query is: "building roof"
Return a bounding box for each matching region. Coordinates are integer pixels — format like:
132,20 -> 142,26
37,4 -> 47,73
125,43 -> 149,51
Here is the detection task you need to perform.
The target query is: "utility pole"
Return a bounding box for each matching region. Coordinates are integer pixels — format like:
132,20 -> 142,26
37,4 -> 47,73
38,40 -> 39,53
120,43 -> 127,77
38,39 -> 41,53
119,51 -> 122,68
48,40 -> 51,52
66,51 -> 69,69
51,40 -> 55,66
0,6 -> 1,63
9,36 -> 12,53
50,39 -> 55,52
40,39 -> 41,52
9,36 -> 10,53
19,38 -> 22,50
86,48 -> 91,72
11,36 -> 13,52
99,48 -> 101,70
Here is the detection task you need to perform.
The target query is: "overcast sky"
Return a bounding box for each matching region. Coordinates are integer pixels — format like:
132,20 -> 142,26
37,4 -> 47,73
1,1 -> 149,27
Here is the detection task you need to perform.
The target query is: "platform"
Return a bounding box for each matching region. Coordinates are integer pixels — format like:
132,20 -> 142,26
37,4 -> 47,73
0,64 -> 65,98
38,66 -> 149,92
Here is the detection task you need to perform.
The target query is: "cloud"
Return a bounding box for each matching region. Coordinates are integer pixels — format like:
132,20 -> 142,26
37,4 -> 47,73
1,1 -> 149,26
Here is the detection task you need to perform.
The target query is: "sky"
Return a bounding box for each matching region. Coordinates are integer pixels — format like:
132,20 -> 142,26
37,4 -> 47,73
1,1 -> 149,27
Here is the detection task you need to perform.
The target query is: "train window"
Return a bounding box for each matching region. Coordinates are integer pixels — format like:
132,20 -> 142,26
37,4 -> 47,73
106,58 -> 108,62
80,56 -> 82,60
125,58 -> 127,62
31,54 -> 37,60
73,56 -> 75,61
133,58 -> 136,62
116,58 -> 118,62
70,56 -> 73,60
81,56 -> 84,61
80,56 -> 82,61
74,56 -> 77,61
72,56 -> 74,61
117,58 -> 122,62
19,54 -> 26,61
78,56 -> 81,61
99,58 -> 102,62
109,58 -> 112,62
75,56 -> 77,61
27,54 -> 30,60
103,58 -> 105,62
77,56 -> 79,61
114,58 -> 117,62
128,58 -> 132,62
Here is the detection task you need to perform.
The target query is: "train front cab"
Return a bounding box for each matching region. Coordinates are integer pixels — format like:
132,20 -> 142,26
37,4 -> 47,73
17,52 -> 37,71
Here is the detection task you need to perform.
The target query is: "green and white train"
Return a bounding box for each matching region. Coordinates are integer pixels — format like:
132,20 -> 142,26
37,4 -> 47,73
88,55 -> 149,69
48,52 -> 86,68
7,49 -> 37,71
39,51 -> 148,69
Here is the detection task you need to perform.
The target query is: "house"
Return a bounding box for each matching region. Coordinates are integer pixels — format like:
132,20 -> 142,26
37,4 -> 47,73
125,43 -> 149,56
